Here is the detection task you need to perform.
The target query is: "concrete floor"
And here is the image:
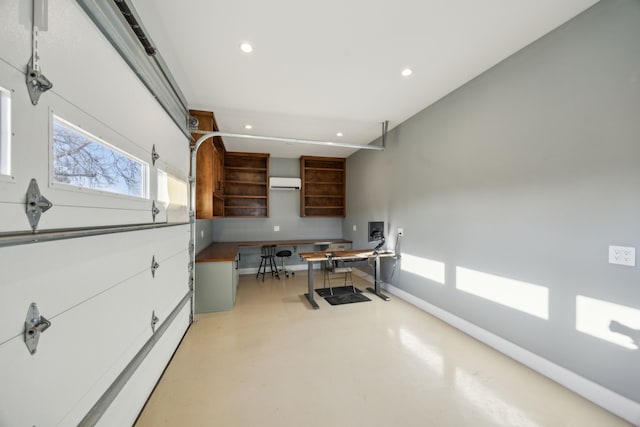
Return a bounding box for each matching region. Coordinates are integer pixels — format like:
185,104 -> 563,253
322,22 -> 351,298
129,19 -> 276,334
136,271 -> 632,426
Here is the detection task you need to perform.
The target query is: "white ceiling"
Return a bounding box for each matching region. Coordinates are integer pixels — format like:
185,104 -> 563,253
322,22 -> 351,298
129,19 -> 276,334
132,0 -> 599,158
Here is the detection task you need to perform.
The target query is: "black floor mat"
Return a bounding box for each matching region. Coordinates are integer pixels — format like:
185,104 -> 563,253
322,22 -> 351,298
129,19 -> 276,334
315,286 -> 362,297
324,292 -> 371,306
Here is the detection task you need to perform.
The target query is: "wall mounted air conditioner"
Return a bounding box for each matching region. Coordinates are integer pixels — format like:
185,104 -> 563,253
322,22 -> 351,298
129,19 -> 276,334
270,177 -> 301,190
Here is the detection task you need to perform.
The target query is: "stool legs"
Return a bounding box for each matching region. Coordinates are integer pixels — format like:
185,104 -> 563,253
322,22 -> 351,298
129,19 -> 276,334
256,251 -> 279,281
256,256 -> 266,280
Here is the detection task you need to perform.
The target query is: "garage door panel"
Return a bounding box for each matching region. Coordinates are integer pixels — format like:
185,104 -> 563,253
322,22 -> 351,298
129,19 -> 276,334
150,224 -> 190,260
151,249 -> 190,320
0,64 -> 183,233
95,303 -> 190,427
0,226 -> 189,342
0,268 -> 159,426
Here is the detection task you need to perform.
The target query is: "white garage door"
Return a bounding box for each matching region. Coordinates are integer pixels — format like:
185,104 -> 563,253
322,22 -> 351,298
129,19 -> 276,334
0,1 -> 192,425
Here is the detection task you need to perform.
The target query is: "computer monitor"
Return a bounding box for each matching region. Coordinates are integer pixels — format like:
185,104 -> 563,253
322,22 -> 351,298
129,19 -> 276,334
368,221 -> 384,242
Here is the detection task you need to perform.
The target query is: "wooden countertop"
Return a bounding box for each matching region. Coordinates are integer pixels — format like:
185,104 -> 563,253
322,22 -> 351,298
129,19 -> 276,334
195,239 -> 352,262
299,249 -> 396,262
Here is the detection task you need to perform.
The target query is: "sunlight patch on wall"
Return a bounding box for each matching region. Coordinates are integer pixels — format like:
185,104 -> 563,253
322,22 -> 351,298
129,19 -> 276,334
456,267 -> 549,320
455,368 -> 542,427
576,295 -> 640,350
401,253 -> 445,284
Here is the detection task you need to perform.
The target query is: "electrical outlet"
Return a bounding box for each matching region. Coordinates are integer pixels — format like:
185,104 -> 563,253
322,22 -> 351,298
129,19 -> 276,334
397,227 -> 404,236
353,225 -> 357,231
200,230 -> 204,239
274,225 -> 280,232
609,245 -> 635,266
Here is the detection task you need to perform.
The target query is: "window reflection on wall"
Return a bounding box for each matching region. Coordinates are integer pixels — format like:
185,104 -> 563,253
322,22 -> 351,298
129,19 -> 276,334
576,295 -> 640,350
456,267 -> 549,320
401,253 -> 446,284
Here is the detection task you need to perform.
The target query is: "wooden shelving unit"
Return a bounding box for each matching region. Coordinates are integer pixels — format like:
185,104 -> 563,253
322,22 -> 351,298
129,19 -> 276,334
192,110 -> 225,219
224,152 -> 269,217
300,156 -> 346,217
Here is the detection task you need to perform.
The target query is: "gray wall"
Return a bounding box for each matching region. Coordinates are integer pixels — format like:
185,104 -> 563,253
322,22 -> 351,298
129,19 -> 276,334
214,157 -> 343,268
345,0 -> 640,404
195,218 -> 215,254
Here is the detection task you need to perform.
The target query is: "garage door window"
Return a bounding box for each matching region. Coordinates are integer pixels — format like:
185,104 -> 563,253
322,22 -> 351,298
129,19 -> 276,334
52,116 -> 148,198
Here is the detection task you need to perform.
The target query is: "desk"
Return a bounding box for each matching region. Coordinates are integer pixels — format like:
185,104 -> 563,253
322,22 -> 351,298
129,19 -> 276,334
195,239 -> 352,262
298,249 -> 395,309
194,239 -> 352,313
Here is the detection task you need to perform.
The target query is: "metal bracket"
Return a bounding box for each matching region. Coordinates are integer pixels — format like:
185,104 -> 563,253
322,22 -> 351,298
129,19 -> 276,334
26,59 -> 53,106
151,310 -> 159,333
27,0 -> 52,106
381,120 -> 389,149
188,116 -> 199,130
151,200 -> 160,222
24,302 -> 51,355
151,255 -> 160,278
151,145 -> 160,166
25,178 -> 53,232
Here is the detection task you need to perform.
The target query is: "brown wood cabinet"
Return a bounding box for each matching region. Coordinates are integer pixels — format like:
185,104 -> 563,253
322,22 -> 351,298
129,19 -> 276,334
191,110 -> 225,218
224,152 -> 270,217
300,156 -> 346,217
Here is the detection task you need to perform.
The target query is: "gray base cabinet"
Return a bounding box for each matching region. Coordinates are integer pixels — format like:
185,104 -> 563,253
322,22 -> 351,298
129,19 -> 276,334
195,255 -> 240,313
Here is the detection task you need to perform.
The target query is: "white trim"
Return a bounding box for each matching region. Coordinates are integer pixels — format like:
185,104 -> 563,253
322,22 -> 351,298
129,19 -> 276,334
365,276 -> 640,425
0,86 -> 11,177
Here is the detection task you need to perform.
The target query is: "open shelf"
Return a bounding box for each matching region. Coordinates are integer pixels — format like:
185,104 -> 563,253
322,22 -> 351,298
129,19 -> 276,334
224,152 -> 270,218
300,156 -> 346,217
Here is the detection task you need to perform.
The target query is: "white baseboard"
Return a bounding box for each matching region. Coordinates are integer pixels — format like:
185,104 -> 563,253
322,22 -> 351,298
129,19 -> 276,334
356,273 -> 640,426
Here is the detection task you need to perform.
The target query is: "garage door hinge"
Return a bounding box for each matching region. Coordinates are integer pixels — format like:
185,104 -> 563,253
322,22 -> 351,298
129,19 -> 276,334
24,302 -> 51,355
151,255 -> 160,277
151,310 -> 159,333
26,178 -> 53,232
151,145 -> 160,165
151,200 -> 160,222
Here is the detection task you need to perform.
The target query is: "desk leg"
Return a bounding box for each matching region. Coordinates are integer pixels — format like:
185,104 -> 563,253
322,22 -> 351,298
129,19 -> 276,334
367,254 -> 390,301
304,260 -> 319,309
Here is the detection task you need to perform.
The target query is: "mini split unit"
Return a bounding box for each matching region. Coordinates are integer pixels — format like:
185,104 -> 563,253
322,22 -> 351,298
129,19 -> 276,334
269,177 -> 301,190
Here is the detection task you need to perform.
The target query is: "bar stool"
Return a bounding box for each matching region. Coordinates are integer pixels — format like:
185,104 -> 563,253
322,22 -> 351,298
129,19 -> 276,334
256,245 -> 279,281
276,249 -> 295,278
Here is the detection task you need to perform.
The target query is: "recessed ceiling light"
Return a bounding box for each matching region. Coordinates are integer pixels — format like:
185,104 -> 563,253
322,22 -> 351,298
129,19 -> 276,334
336,132 -> 343,137
401,68 -> 413,77
245,124 -> 253,130
240,42 -> 253,53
